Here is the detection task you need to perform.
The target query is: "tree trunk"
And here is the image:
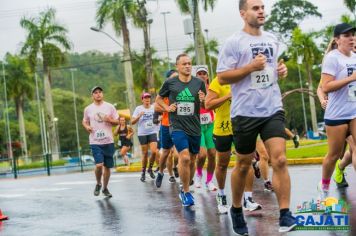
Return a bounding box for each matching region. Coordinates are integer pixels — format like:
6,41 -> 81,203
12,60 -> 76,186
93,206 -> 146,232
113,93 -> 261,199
43,65 -> 60,160
121,15 -> 140,158
305,63 -> 319,136
16,95 -> 29,163
143,20 -> 154,94
191,0 -> 206,65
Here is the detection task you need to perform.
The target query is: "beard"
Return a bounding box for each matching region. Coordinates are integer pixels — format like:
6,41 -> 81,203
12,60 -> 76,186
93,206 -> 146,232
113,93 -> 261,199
248,18 -> 264,28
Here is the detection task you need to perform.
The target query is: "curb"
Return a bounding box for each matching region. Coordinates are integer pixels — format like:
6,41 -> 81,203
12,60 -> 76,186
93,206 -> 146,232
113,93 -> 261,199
116,157 -> 324,173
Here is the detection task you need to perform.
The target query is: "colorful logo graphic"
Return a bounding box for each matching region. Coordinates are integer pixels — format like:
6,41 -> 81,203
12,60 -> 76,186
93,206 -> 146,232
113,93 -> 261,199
176,88 -> 195,102
294,197 -> 350,231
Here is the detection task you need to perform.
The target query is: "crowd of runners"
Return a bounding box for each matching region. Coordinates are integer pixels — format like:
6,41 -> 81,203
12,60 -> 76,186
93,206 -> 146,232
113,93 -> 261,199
81,0 -> 356,235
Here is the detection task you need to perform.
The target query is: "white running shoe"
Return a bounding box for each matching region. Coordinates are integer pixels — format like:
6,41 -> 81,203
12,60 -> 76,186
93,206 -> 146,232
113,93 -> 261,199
195,175 -> 202,188
206,181 -> 218,191
317,181 -> 329,200
216,194 -> 229,214
243,197 -> 262,212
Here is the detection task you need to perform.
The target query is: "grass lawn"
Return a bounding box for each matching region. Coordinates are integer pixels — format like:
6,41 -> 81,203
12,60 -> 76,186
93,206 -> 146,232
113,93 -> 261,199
286,143 -> 328,159
285,139 -> 326,149
17,160 -> 67,170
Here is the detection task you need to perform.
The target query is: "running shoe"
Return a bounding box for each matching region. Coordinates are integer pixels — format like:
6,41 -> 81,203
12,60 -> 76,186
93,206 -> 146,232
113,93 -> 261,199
264,180 -> 273,192
206,181 -> 218,191
252,161 -> 261,179
195,175 -> 202,188
293,135 -> 300,148
179,180 -> 194,191
230,208 -> 248,236
179,191 -> 195,206
94,184 -> 102,196
243,197 -> 262,212
147,168 -> 156,179
333,159 -> 349,188
102,188 -> 113,198
173,167 -> 179,178
168,176 -> 176,183
216,194 -> 229,214
317,181 -> 329,200
154,167 -> 160,173
140,172 -> 146,182
279,211 -> 297,233
155,172 -> 164,188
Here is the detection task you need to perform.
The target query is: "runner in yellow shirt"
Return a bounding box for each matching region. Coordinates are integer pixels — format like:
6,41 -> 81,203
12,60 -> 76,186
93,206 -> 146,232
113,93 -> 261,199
205,77 -> 261,214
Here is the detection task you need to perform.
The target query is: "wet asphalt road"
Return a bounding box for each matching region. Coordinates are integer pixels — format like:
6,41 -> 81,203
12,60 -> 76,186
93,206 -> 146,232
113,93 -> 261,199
0,165 -> 355,236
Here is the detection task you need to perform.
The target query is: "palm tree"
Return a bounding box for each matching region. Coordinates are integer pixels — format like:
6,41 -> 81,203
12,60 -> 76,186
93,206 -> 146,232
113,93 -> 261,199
184,38 -> 219,77
4,54 -> 34,163
176,0 -> 217,65
95,0 -> 137,113
133,0 -> 154,93
131,48 -> 167,94
290,27 -> 322,135
20,8 -> 71,159
344,0 -> 356,23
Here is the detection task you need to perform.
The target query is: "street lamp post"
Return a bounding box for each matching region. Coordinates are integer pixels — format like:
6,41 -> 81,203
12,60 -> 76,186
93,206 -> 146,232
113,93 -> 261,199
297,52 -> 308,138
53,117 -> 60,156
70,68 -> 82,171
204,29 -> 214,79
34,73 -> 46,155
2,62 -> 16,178
161,11 -> 171,70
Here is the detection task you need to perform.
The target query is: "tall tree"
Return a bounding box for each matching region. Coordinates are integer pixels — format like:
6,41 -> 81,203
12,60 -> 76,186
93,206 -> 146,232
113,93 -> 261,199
184,38 -> 219,77
131,48 -> 167,94
20,8 -> 71,159
134,0 -> 154,93
4,54 -> 34,163
290,27 -> 322,135
264,0 -> 321,41
176,0 -> 216,65
96,0 -> 137,113
344,0 -> 356,23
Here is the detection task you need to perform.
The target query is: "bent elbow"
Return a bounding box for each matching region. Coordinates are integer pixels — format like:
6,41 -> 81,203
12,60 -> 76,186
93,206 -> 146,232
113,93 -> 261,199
217,75 -> 228,85
205,102 -> 212,110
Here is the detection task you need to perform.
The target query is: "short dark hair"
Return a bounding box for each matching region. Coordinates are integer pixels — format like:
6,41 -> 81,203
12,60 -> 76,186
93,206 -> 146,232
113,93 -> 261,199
175,53 -> 189,64
239,0 -> 248,10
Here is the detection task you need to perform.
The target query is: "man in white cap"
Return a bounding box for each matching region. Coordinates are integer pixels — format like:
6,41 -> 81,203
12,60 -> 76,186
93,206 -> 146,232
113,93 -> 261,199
194,67 -> 218,191
82,86 -> 119,198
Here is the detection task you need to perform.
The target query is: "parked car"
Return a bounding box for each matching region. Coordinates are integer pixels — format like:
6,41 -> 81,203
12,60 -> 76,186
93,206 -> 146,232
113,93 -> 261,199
63,155 -> 94,164
317,122 -> 325,132
81,155 -> 95,164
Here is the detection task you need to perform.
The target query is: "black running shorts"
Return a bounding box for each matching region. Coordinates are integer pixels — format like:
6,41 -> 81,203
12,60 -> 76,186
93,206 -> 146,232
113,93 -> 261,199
213,135 -> 233,152
231,110 -> 287,155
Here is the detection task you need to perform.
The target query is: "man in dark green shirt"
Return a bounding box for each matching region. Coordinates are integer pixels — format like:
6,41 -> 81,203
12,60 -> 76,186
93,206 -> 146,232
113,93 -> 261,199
156,53 -> 206,207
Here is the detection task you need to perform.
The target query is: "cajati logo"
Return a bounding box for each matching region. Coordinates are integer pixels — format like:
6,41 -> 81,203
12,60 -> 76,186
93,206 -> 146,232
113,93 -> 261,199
294,197 -> 350,231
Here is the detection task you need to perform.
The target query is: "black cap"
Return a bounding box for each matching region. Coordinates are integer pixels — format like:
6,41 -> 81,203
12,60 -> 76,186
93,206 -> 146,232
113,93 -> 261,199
165,69 -> 177,79
334,23 -> 356,37
91,86 -> 103,94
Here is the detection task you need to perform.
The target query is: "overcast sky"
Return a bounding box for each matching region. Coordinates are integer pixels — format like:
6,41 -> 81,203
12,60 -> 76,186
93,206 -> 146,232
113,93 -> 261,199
0,0 -> 351,59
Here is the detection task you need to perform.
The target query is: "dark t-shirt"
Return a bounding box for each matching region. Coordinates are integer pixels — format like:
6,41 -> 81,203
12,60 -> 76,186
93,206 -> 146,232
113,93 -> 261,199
159,75 -> 206,136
